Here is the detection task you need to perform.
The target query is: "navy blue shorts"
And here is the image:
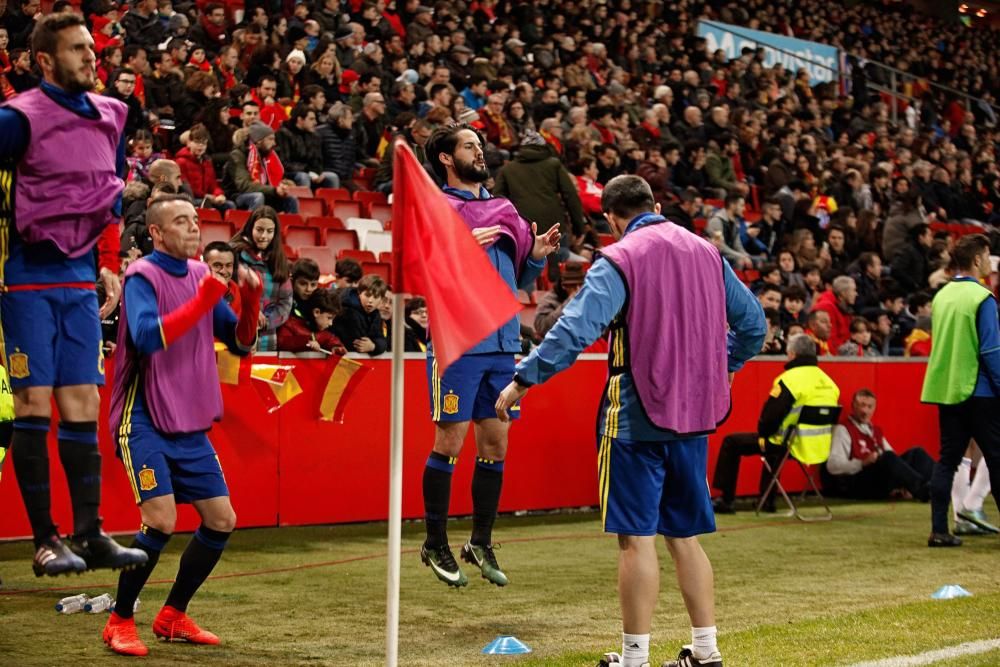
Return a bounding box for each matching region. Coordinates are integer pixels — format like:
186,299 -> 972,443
2,288 -> 104,389
116,423 -> 229,505
598,434 -> 716,538
426,353 -> 520,422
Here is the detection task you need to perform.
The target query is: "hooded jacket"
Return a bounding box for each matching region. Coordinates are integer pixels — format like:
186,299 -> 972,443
492,143 -> 585,234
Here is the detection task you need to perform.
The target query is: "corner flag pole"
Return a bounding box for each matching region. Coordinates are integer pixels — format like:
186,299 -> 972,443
386,291 -> 406,667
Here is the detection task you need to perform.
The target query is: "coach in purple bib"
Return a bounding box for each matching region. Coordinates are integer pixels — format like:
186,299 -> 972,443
497,176 -> 766,667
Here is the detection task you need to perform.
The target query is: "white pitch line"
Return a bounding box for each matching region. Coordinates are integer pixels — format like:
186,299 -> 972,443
847,638 -> 1000,667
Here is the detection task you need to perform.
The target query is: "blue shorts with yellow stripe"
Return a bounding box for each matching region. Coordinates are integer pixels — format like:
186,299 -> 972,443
1,288 -> 105,389
426,353 -> 520,422
115,384 -> 228,505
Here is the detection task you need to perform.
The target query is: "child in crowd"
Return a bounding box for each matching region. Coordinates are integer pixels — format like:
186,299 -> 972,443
125,129 -> 162,183
335,258 -> 363,289
230,207 -> 292,352
404,297 -> 429,352
175,124 -> 234,211
277,288 -> 347,354
290,258 -> 321,319
780,285 -> 808,330
332,275 -> 389,356
837,317 -> 880,357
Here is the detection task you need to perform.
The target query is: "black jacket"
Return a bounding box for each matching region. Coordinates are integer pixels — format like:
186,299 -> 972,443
889,240 -> 928,294
317,123 -> 360,181
331,288 -> 388,356
275,122 -> 324,175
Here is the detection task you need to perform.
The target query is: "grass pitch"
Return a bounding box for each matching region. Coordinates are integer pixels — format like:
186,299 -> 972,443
0,500 -> 998,666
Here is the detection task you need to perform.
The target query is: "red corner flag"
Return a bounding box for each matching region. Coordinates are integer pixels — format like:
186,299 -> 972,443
391,139 -> 522,371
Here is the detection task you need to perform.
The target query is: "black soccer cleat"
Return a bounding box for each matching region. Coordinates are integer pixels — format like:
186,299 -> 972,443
927,532 -> 962,548
32,535 -> 87,577
420,543 -> 468,588
70,531 -> 148,572
662,646 -> 723,667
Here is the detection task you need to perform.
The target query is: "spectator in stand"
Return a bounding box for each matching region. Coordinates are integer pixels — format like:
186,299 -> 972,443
805,309 -> 833,356
712,334 -> 840,513
780,285 -> 808,331
825,225 -> 851,275
493,131 -> 586,276
403,297 -> 429,353
460,75 -> 488,112
125,129 -> 162,183
890,223 -> 933,294
479,93 -> 516,152
189,3 -> 229,58
317,102 -> 362,191
705,133 -> 748,197
571,157 -> 604,219
764,143 -> 797,198
120,0 -> 164,51
837,317 -> 880,358
904,315 -> 932,357
533,262 -> 586,338
660,187 -> 702,235
228,121 -> 299,212
760,308 -> 785,355
229,206 -> 292,352
332,274 -> 389,356
105,67 -> 144,137
824,389 -> 933,501
277,288 -> 347,355
203,241 -> 243,317
374,118 -> 432,194
355,91 -> 388,161
289,258 -> 320,320
277,104 -> 340,190
252,74 -> 289,131
175,124 -> 233,211
853,252 -> 883,312
7,48 -> 39,92
883,191 -> 927,262
595,143 -> 623,185
706,194 -> 752,270
144,51 -> 184,124
335,258 -> 362,289
778,250 -> 806,291
635,147 -> 674,212
756,285 -> 782,313
812,275 -> 857,353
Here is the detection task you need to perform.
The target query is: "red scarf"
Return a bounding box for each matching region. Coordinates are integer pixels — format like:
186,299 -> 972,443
189,56 -> 212,72
216,59 -> 236,91
843,418 -> 884,460
247,143 -> 284,186
200,16 -> 227,45
591,121 -> 615,145
640,121 -> 660,139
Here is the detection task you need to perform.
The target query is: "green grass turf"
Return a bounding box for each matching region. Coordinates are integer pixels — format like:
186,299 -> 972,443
0,500 -> 997,666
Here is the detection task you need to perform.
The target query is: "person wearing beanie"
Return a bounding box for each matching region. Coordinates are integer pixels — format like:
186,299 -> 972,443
226,121 -> 300,212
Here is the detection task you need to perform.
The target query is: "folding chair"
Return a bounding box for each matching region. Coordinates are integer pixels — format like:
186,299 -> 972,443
756,405 -> 842,522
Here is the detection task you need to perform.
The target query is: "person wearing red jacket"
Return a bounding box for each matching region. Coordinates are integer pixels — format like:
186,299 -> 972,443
810,275 -> 857,353
277,288 -> 347,354
175,125 -> 234,211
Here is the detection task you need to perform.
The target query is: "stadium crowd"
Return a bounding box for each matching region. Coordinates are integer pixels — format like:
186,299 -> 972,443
2,0 -> 999,357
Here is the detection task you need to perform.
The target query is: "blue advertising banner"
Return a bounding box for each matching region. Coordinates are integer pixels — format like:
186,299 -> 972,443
697,20 -> 840,85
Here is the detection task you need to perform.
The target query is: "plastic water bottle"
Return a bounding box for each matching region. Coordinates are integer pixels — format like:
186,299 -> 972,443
111,598 -> 140,614
84,593 -> 114,613
55,594 -> 89,614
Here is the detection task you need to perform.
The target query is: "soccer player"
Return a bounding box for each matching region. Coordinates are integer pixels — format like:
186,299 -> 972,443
101,196 -> 262,656
0,13 -> 147,576
419,125 -> 560,587
496,176 -> 766,667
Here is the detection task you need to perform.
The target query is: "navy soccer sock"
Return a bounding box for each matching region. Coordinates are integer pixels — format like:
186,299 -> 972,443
471,457 -> 504,546
11,417 -> 55,545
57,421 -> 102,537
115,525 -> 171,619
423,451 -> 455,548
165,525 -> 231,612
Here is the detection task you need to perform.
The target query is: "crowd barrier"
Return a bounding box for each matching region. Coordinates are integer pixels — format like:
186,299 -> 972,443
0,355 -> 938,540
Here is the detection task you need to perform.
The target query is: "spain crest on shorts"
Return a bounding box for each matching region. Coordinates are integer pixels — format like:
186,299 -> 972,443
8,350 -> 28,379
138,467 -> 157,492
442,392 -> 460,415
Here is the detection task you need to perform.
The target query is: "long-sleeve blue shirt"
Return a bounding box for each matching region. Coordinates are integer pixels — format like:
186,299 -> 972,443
0,81 -> 127,286
122,251 -> 248,427
516,214 -> 768,441
434,185 -> 545,355
949,276 -> 1000,398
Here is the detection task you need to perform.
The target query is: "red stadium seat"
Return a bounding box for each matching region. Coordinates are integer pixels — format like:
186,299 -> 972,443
597,233 -> 615,247
295,246 -> 337,275
332,201 -> 362,221
378,251 -> 394,264
354,190 -> 388,205
361,262 -> 391,282
278,213 -> 305,229
195,207 -> 223,223
338,249 -> 376,263
284,225 -> 321,251
324,229 -> 360,255
316,188 -> 352,212
306,216 -> 345,243
297,196 -> 326,219
368,203 -> 393,226
225,209 -> 251,228
286,185 -> 314,199
199,220 -> 233,248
